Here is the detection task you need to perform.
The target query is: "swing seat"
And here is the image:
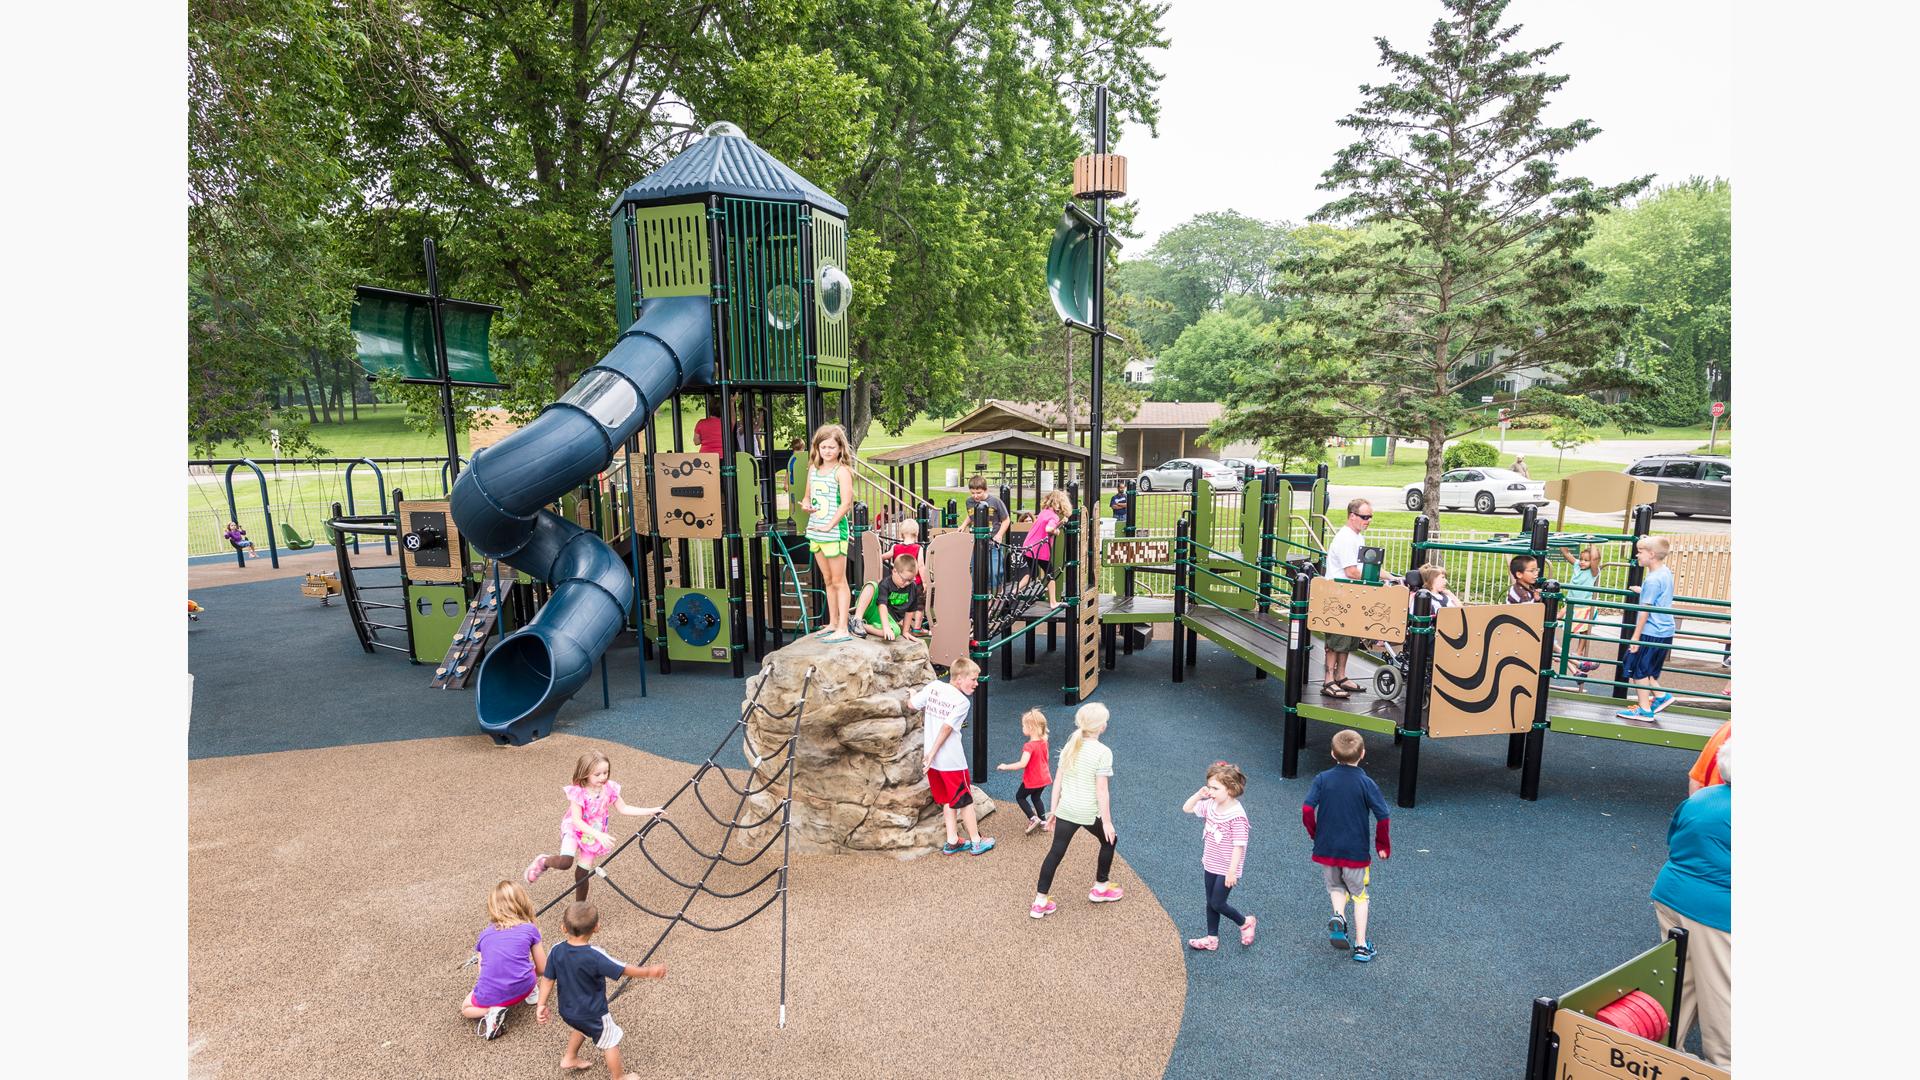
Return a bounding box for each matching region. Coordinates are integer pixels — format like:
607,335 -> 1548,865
280,522 -> 318,550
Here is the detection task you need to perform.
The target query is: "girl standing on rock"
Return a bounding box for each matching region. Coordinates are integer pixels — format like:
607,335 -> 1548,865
804,424 -> 857,643
1030,703 -> 1122,918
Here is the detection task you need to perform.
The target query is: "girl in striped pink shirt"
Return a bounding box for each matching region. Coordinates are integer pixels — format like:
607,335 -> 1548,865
1180,762 -> 1254,950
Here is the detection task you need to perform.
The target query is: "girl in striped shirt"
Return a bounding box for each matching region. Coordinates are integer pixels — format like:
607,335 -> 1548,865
1180,762 -> 1254,950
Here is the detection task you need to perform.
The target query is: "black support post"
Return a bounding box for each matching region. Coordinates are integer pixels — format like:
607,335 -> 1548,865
970,502 -> 992,784
1521,584 -> 1558,800
1614,504 -> 1654,699
1281,571 -> 1312,779
1171,516 -> 1189,685
1397,589 -> 1435,808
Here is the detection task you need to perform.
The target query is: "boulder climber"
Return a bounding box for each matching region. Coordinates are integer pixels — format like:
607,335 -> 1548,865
738,632 -> 994,856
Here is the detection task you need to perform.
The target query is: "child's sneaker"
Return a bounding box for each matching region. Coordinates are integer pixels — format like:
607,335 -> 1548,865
1088,883 -> 1125,903
1576,660 -> 1597,674
1649,692 -> 1675,713
850,621 -> 868,638
524,855 -> 549,884
1328,914 -> 1349,950
940,840 -> 967,855
1351,941 -> 1376,963
1240,915 -> 1257,947
1024,816 -> 1044,835
967,838 -> 996,856
1186,936 -> 1219,950
479,1005 -> 507,1039
1029,897 -> 1057,919
1614,706 -> 1658,721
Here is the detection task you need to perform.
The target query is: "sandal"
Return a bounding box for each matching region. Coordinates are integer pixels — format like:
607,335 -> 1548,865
1335,679 -> 1365,693
1240,915 -> 1257,947
1187,936 -> 1219,951
1319,684 -> 1351,699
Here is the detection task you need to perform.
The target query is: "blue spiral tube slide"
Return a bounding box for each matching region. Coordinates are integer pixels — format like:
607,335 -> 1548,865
451,295 -> 714,745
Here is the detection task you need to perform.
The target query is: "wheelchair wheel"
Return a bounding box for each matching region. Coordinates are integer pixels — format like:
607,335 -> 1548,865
1373,666 -> 1401,700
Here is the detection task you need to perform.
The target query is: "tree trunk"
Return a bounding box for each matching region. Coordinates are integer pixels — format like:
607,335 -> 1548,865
300,376 -> 319,425
847,371 -> 874,451
307,351 -> 334,423
1386,437 -> 1398,465
1422,423 -> 1446,529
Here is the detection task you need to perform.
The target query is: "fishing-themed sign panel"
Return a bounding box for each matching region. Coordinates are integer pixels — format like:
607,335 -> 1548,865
1307,579 -> 1409,643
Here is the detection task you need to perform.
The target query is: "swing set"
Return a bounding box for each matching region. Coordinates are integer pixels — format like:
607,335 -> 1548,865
188,456 -> 400,568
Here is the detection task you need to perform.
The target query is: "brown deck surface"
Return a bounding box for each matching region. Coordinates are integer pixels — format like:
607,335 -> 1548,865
188,734 -> 1184,1080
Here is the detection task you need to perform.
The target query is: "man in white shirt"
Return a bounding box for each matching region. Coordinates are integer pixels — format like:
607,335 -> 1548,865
1320,499 -> 1374,699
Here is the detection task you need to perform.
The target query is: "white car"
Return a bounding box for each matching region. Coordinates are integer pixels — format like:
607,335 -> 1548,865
1136,457 -> 1243,492
1220,457 -> 1277,480
1402,467 -> 1546,514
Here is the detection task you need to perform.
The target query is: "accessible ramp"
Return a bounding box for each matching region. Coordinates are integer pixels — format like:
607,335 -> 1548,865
450,295 -> 714,744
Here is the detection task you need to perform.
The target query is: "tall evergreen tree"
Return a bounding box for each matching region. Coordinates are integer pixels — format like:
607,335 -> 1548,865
1220,0 -> 1649,523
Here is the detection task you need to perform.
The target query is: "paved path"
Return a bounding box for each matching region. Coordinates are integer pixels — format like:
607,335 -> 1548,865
1332,484 -> 1731,535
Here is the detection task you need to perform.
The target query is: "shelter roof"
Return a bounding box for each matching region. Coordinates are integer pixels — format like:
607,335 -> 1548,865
865,429 -> 1121,468
615,127 -> 849,216
943,398 -> 1226,433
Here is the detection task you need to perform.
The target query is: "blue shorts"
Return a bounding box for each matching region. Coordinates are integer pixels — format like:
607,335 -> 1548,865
1623,635 -> 1672,680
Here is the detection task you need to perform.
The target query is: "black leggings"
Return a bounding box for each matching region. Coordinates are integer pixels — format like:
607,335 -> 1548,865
1015,785 -> 1048,821
1203,871 -> 1246,936
1036,817 -> 1116,895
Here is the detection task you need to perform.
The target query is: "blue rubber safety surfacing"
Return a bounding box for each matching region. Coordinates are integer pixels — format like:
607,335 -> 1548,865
188,572 -> 1705,1076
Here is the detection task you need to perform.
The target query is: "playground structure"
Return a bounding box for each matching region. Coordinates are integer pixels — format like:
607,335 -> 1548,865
1144,491 -> 1732,807
1525,929 -> 1729,1079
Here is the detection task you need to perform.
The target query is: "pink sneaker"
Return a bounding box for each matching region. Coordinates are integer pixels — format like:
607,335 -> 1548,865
1029,898 -> 1057,919
1088,883 -> 1125,903
1240,915 -> 1257,947
1187,936 -> 1219,951
524,855 -> 548,884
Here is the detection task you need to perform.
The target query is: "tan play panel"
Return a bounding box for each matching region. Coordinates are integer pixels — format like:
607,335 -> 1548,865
1307,579 -> 1409,643
1427,603 -> 1544,738
1550,1009 -> 1728,1080
653,453 -> 724,537
189,735 -> 1184,1080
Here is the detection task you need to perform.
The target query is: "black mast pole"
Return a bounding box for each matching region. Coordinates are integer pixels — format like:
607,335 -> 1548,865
1087,85 -> 1109,593
423,238 -> 461,484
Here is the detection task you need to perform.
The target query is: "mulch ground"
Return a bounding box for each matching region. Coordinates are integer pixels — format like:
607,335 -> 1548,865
188,734 -> 1185,1080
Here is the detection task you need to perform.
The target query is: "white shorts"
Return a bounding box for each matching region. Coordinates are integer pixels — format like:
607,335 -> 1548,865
593,1012 -> 624,1050
560,831 -> 579,858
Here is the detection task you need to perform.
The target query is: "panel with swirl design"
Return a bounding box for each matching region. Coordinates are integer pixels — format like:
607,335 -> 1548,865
1426,603 -> 1543,738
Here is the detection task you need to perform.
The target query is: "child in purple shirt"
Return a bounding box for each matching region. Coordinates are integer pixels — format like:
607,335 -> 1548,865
461,880 -> 547,1039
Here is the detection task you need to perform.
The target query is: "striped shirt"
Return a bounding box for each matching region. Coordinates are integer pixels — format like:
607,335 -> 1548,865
805,468 -> 846,542
1194,798 -> 1250,876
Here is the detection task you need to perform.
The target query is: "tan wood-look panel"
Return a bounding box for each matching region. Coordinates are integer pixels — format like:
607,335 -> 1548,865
927,531 -> 974,668
1548,1008 -> 1728,1080
1307,579 -> 1410,643
1426,603 -> 1543,738
653,453 -> 724,538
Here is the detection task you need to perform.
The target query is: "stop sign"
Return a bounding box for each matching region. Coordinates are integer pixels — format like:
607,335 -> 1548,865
1710,401 -> 1725,418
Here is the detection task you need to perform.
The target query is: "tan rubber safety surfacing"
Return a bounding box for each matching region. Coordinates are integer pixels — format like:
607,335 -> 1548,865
189,734 -> 1185,1079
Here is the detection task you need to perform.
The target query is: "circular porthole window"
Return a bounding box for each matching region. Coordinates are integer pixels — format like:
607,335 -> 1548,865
417,597 -> 432,617
817,264 -> 852,323
444,599 -> 462,617
765,283 -> 803,330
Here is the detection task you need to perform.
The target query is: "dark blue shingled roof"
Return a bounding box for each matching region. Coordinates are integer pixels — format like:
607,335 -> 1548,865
615,127 -> 849,217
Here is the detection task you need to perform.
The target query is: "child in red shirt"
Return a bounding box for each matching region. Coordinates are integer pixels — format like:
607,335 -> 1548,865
888,518 -> 930,637
997,709 -> 1053,835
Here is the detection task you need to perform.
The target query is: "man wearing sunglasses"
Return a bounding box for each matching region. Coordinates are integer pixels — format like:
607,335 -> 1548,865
1320,499 -> 1374,699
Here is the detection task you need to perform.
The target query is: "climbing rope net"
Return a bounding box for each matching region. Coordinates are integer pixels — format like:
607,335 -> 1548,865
530,667 -> 813,1028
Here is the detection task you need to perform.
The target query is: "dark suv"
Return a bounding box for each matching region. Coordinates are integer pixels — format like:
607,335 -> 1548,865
1625,455 -> 1731,518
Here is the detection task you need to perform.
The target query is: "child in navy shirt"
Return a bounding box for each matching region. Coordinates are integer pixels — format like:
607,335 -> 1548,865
537,902 -> 667,1078
1302,730 -> 1391,962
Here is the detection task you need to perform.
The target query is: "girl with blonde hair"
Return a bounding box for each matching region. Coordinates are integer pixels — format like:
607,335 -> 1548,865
1018,487 -> 1074,605
1030,703 -> 1122,918
804,423 -> 857,641
460,880 -> 547,1039
525,752 -> 666,903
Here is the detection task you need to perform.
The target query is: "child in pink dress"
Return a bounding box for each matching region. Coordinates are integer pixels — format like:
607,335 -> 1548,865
525,752 -> 666,903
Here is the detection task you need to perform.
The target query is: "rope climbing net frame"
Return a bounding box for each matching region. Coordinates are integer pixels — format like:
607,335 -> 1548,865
530,667 -> 813,1028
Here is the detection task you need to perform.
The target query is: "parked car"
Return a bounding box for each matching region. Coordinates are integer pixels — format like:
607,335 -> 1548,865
1137,457 -> 1243,492
1402,467 -> 1546,514
1220,457 -> 1277,480
1625,454 -> 1731,518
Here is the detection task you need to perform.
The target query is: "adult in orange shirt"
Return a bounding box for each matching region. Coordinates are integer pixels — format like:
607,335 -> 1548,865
1688,721 -> 1730,793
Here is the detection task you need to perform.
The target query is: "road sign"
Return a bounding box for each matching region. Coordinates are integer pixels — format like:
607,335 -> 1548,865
1481,395 -> 1494,404
1710,401 -> 1725,418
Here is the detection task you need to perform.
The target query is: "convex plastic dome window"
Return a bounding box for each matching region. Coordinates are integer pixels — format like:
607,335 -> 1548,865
766,283 -> 803,330
818,264 -> 852,322
703,120 -> 744,138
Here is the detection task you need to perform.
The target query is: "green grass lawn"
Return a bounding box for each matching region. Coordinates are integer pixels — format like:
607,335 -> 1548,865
190,404 -> 471,460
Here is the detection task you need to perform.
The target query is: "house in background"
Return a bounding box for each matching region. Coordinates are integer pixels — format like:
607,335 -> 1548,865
944,398 -> 1261,479
1122,357 -> 1157,385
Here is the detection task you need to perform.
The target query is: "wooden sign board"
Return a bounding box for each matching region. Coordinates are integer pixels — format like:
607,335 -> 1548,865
1105,537 -> 1172,566
652,453 -> 723,538
1546,472 -> 1662,531
1307,579 -> 1409,643
1427,603 -> 1543,738
1549,1009 -> 1727,1080
1078,591 -> 1101,698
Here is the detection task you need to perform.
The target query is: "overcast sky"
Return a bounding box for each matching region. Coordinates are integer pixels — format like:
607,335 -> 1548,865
1117,0 -> 1733,248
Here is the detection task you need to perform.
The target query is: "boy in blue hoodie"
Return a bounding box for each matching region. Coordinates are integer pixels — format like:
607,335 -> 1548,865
1302,730 -> 1392,962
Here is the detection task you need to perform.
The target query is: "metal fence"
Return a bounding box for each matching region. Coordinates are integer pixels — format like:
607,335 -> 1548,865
187,458 -> 459,557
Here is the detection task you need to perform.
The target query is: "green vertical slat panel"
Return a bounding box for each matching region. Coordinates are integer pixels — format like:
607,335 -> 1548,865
813,212 -> 849,390
632,204 -> 709,300
611,206 -> 637,331
720,198 -> 805,384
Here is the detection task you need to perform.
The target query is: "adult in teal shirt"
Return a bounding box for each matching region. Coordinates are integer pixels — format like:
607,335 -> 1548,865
1650,742 -> 1732,1067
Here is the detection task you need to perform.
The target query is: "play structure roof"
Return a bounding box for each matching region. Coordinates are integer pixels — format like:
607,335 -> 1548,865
945,398 -> 1226,434
865,429 -> 1121,468
616,128 -> 849,216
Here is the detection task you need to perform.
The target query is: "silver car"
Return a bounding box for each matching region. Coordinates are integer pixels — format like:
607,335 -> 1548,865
1221,457 -> 1277,480
1626,455 -> 1731,518
1137,457 -> 1243,492
1402,467 -> 1547,513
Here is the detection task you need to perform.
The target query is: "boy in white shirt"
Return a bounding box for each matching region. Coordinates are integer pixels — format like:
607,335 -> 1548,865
908,657 -> 996,855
